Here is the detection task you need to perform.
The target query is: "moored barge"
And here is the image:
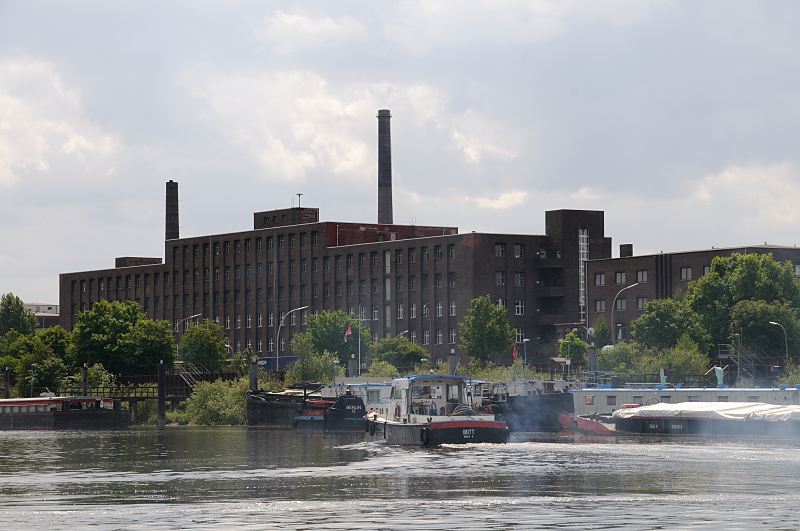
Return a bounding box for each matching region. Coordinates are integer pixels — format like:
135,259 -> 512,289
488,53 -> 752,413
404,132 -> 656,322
0,396 -> 130,430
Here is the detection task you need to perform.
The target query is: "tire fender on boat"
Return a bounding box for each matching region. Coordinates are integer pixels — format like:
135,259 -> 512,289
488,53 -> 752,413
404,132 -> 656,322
420,426 -> 429,445
369,420 -> 377,436
394,404 -> 401,420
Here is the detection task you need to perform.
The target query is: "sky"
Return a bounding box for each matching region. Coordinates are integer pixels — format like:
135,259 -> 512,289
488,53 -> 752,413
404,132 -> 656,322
2,0 -> 800,303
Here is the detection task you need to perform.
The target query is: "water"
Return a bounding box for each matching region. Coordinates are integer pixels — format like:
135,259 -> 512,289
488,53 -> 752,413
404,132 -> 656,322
1,428 -> 799,530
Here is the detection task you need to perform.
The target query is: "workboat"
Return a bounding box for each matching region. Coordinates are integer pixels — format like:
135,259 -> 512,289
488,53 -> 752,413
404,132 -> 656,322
612,402 -> 800,437
363,374 -> 509,446
487,378 -> 573,432
0,396 -> 129,430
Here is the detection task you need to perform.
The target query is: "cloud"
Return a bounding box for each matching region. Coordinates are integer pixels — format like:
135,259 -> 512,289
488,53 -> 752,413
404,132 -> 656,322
190,69 -> 517,179
471,191 -> 528,209
0,60 -> 117,187
257,11 -> 369,52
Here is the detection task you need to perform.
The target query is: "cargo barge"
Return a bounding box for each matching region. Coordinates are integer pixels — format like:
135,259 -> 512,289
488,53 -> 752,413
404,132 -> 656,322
0,396 -> 130,430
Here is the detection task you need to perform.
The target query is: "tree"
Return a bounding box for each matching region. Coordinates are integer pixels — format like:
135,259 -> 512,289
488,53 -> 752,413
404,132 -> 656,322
592,315 -> 611,350
36,326 -> 76,372
631,298 -> 711,352
304,310 -> 371,364
459,296 -> 514,362
179,320 -> 228,372
363,359 -> 400,378
729,300 -> 799,359
73,300 -> 174,374
559,331 -> 588,366
284,333 -> 338,385
184,378 -> 248,425
686,253 -> 800,348
12,334 -> 59,396
0,293 -> 37,336
632,334 -> 711,375
371,336 -> 428,369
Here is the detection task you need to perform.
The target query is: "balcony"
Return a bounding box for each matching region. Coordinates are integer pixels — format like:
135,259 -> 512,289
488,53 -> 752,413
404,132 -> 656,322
535,286 -> 564,298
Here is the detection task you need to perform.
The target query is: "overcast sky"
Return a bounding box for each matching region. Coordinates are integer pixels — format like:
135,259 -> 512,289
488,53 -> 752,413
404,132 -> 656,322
2,1 -> 799,303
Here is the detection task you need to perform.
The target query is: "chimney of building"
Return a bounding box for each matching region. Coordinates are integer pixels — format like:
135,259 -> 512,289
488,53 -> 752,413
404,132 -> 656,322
620,243 -> 633,258
165,180 -> 179,241
377,109 -> 393,224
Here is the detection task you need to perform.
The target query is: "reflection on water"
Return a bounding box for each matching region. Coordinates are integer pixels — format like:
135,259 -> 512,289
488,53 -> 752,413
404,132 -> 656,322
1,428 -> 800,529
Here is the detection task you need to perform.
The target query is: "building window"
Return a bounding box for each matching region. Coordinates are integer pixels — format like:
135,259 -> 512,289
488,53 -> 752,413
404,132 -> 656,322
409,275 -> 417,291
359,254 -> 366,268
423,330 -> 430,345
637,270 -> 648,283
447,244 -> 455,260
449,301 -> 456,316
449,329 -> 456,344
396,277 -> 404,292
398,304 -> 404,319
615,272 -> 626,285
312,231 -> 318,245
335,256 -> 342,270
615,298 -> 627,311
515,329 -> 524,343
396,250 -> 403,264
434,245 -> 442,260
435,301 -> 443,317
372,306 -> 379,320
410,331 -> 417,343
410,303 -> 417,319
680,267 -> 692,281
268,313 -> 274,327
409,249 -> 416,263
235,240 -> 241,254
436,329 -> 443,344
594,273 -> 605,287
347,254 -> 353,270
637,297 -> 649,310
513,244 -> 524,259
514,299 -> 525,316
704,265 -> 711,276
515,272 -> 525,287
246,314 -> 252,328
495,244 -> 506,258
434,274 -> 442,289
225,315 -> 231,329
497,298 -> 505,309
595,299 -> 606,312
371,252 -> 378,267
359,280 -> 366,295
288,234 -> 295,248
496,272 -> 506,286
235,315 -> 241,329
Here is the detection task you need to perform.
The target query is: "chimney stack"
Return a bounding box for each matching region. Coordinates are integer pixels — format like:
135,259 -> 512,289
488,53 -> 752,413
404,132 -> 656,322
377,109 -> 393,224
165,180 -> 179,241
620,243 -> 633,258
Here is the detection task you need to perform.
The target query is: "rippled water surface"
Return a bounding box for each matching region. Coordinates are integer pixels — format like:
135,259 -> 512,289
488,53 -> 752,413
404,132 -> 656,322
2,428 -> 800,529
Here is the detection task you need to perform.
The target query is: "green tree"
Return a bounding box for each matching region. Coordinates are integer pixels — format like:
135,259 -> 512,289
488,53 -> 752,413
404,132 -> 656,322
0,293 -> 37,336
598,341 -> 655,373
729,300 -> 799,359
632,334 -> 711,375
179,320 -> 228,372
284,332 -> 339,385
12,334 -> 58,396
371,336 -> 428,369
73,300 -> 174,374
184,377 -> 248,425
459,296 -> 514,362
304,310 -> 371,364
36,326 -> 76,371
363,359 -> 400,378
631,298 -> 711,352
559,330 -> 588,366
687,253 -> 800,348
591,315 -> 611,349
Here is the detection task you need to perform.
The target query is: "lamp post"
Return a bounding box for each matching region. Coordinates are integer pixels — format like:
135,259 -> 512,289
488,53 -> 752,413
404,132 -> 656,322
396,330 -> 409,337
769,321 -> 789,359
275,305 -> 308,373
175,313 -> 202,363
610,283 -> 639,346
522,338 -> 530,379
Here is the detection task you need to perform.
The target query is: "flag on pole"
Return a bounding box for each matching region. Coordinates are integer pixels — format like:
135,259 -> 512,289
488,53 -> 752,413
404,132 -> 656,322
343,324 -> 353,343
512,339 -> 518,360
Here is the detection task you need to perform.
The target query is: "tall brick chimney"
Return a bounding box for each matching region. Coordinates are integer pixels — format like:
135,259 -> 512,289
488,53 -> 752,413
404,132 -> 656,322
377,109 -> 393,224
165,180 -> 179,241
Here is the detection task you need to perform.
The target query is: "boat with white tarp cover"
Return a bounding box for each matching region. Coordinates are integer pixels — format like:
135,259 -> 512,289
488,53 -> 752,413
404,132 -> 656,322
613,402 -> 800,436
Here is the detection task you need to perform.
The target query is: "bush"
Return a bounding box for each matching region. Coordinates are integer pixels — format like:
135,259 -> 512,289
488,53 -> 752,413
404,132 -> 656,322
184,377 -> 248,425
363,360 -> 400,378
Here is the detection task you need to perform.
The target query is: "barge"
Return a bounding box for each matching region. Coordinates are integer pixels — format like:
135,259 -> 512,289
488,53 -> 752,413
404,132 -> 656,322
0,396 -> 130,430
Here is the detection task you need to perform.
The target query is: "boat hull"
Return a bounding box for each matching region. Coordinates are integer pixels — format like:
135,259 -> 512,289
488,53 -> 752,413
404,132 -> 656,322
615,416 -> 800,437
366,419 -> 509,446
0,409 -> 130,430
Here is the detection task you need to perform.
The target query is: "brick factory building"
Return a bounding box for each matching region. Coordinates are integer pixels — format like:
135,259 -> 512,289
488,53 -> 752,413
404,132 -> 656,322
586,244 -> 800,344
59,110 -> 613,368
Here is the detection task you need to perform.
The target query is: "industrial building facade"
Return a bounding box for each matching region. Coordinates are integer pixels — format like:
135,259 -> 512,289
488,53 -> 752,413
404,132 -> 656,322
586,245 -> 800,343
59,195 -> 611,367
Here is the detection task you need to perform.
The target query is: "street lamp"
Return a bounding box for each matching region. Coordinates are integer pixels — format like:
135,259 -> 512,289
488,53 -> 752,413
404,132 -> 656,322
175,313 -> 202,363
396,330 -> 409,337
611,283 -> 639,346
522,338 -> 530,379
275,305 -> 308,372
769,321 -> 789,359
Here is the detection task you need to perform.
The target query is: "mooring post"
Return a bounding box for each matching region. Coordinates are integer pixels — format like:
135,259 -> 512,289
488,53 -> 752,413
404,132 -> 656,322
157,359 -> 166,428
81,363 -> 89,396
249,355 -> 258,391
3,367 -> 10,399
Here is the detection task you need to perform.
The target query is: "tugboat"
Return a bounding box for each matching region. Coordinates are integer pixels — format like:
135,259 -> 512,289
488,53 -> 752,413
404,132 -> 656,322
364,374 -> 509,446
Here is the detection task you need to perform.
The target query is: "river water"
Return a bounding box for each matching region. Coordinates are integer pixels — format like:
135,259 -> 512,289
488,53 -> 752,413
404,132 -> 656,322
1,428 -> 799,530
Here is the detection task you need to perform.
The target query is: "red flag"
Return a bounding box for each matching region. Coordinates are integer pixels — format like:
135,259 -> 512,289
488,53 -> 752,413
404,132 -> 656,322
343,324 -> 353,343
512,339 -> 518,360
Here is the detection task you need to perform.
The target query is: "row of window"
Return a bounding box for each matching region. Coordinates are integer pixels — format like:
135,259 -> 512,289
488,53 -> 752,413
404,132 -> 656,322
495,271 -> 526,287
593,266 -> 721,287
584,393 -> 763,407
173,232 -> 320,261
594,296 -> 650,312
